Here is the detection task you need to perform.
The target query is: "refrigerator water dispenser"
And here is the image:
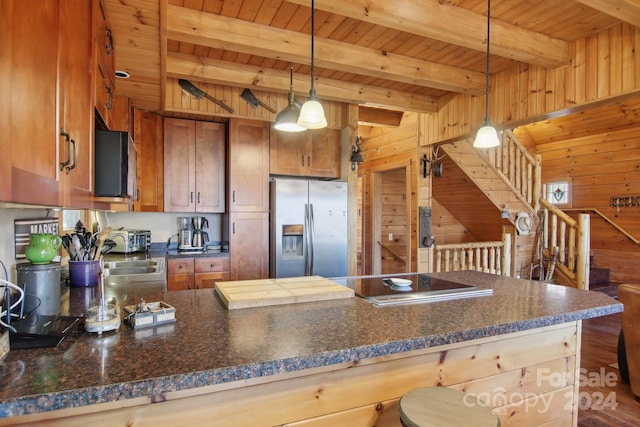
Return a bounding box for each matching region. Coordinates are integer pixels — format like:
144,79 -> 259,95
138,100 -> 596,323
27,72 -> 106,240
282,225 -> 303,257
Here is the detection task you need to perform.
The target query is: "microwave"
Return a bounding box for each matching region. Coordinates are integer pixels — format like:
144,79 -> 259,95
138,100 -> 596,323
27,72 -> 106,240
94,130 -> 137,198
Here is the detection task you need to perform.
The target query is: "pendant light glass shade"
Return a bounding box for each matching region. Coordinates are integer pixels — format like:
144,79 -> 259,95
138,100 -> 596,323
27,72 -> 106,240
473,0 -> 500,149
298,90 -> 327,129
297,0 -> 327,130
473,121 -> 500,148
275,64 -> 306,132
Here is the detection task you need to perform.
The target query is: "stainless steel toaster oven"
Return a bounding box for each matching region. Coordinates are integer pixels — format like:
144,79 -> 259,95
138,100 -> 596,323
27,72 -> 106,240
107,229 -> 151,253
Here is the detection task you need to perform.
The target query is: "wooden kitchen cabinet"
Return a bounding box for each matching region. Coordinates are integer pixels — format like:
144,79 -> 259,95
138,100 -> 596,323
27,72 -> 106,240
195,257 -> 230,288
225,212 -> 269,281
0,0 -> 94,207
226,118 -> 270,281
164,118 -> 226,213
270,128 -> 341,179
166,257 -> 229,290
134,109 -> 163,212
94,0 -> 116,129
228,119 -> 270,212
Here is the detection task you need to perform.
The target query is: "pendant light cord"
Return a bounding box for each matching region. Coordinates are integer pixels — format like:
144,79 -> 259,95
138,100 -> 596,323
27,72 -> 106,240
483,0 -> 491,124
289,63 -> 294,91
310,0 -> 316,94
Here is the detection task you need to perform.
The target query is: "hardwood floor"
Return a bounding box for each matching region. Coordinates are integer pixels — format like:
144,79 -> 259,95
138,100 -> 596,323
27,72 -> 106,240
578,313 -> 640,426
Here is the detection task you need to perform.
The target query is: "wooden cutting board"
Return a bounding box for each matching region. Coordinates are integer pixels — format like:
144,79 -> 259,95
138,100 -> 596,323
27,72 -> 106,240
215,276 -> 354,309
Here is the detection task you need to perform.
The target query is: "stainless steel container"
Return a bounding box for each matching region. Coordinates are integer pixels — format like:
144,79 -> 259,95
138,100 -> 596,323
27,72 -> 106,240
16,262 -> 61,316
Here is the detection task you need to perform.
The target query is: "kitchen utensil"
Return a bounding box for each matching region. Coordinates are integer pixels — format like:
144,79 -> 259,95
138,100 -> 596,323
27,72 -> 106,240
71,234 -> 84,261
93,227 -> 113,260
240,88 -> 276,113
178,79 -> 234,114
215,276 -> 354,309
61,235 -> 74,260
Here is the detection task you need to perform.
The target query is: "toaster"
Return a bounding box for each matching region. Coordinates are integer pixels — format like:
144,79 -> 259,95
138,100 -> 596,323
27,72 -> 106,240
107,229 -> 151,253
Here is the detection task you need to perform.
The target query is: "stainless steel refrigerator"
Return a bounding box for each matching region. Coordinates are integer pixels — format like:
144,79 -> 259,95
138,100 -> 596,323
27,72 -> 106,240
270,178 -> 347,278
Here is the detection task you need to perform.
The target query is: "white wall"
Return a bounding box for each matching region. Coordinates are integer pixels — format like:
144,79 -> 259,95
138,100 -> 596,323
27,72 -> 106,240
94,212 -> 223,245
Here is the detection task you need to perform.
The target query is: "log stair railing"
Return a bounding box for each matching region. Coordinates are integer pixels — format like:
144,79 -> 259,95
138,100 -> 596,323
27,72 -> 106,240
539,199 -> 590,289
564,208 -> 640,245
433,234 -> 512,276
481,129 -> 542,213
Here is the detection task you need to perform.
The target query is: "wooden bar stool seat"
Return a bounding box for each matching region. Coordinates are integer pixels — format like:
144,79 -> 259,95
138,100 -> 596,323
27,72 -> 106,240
399,387 -> 500,427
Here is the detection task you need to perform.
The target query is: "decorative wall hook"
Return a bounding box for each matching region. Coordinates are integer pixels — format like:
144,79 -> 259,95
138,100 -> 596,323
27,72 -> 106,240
422,146 -> 446,178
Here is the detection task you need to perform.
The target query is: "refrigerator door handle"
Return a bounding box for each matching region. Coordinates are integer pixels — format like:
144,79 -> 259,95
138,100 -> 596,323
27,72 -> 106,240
304,204 -> 310,275
309,203 -> 315,275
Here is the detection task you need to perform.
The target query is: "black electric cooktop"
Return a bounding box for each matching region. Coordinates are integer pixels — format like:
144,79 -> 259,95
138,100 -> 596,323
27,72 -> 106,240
335,273 -> 493,306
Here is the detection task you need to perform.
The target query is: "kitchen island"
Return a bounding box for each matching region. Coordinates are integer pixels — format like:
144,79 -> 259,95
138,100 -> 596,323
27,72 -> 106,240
0,271 -> 621,426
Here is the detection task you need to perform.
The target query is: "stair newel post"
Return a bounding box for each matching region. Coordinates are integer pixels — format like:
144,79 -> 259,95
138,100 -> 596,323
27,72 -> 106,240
502,232 -> 511,277
576,214 -> 591,290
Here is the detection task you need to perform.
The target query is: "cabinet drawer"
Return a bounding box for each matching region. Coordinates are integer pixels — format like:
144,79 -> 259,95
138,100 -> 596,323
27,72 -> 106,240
195,271 -> 229,289
167,258 -> 194,274
195,257 -> 229,273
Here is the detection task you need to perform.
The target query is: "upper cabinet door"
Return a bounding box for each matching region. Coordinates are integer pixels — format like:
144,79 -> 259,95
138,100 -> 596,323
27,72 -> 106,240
306,128 -> 342,178
195,121 -> 226,213
270,131 -> 307,176
228,119 -> 270,212
0,0 -> 61,206
164,118 -> 196,212
59,0 -> 94,208
134,109 -> 164,212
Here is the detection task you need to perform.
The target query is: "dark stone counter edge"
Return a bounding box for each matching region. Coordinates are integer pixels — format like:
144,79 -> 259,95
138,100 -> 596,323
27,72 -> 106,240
0,302 -> 622,419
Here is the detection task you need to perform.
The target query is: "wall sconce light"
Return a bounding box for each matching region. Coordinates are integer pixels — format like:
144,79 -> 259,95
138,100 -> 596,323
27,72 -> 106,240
422,146 -> 446,178
350,136 -> 363,171
500,204 -> 510,219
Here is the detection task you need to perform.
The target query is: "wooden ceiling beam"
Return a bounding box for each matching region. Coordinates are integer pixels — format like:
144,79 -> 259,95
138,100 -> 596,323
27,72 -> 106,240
358,106 -> 404,127
287,0 -> 570,69
166,53 -> 438,113
166,4 -> 486,95
573,0 -> 640,27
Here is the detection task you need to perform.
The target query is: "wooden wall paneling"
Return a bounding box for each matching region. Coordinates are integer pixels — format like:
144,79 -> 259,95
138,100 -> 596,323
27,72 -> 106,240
598,31 -> 611,100
425,24 -> 640,145
573,38 -> 586,106
610,25 -> 622,96
380,168 -> 408,274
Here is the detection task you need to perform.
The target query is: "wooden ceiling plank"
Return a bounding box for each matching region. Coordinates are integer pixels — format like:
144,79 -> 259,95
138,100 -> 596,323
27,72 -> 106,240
573,0 -> 640,28
166,53 -> 437,112
166,4 -> 486,94
285,0 -> 570,68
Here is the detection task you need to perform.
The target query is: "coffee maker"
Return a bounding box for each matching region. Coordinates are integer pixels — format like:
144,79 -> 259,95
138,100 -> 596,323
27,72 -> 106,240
178,217 -> 194,251
178,216 -> 209,251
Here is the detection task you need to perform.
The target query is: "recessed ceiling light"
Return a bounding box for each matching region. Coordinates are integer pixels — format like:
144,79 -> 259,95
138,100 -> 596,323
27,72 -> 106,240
115,70 -> 130,79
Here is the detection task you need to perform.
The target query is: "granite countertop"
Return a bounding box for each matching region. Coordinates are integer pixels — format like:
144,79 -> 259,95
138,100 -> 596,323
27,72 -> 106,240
0,271 -> 622,418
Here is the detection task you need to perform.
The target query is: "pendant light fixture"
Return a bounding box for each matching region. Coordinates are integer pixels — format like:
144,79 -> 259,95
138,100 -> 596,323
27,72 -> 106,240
297,0 -> 327,130
473,0 -> 500,148
274,64 -> 306,132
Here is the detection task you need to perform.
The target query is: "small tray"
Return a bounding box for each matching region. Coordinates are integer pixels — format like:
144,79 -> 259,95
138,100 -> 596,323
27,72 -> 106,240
123,301 -> 176,329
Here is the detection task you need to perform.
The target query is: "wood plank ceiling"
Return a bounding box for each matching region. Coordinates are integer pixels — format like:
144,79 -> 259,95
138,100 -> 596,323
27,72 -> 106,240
103,0 -> 639,128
